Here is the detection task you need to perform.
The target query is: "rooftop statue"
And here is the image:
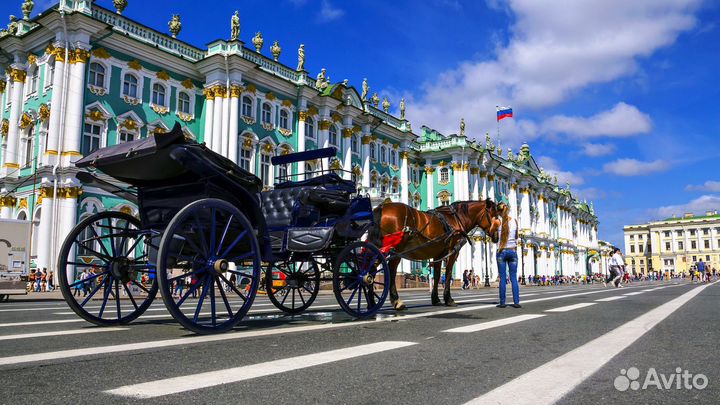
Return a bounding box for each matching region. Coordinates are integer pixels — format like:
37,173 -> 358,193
230,11 -> 240,41
297,44 -> 305,71
400,98 -> 406,119
361,78 -> 369,101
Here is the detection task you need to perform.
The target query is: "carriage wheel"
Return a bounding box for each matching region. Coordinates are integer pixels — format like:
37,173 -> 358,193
333,241 -> 389,318
57,211 -> 157,325
266,260 -> 320,314
157,198 -> 261,334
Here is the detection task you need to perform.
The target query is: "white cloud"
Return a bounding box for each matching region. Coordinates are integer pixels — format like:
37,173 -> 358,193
685,181 -> 720,192
318,0 -> 344,22
541,102 -> 652,138
650,195 -> 720,218
602,158 -> 669,176
537,156 -> 584,186
581,142 -> 616,157
405,0 -> 701,145
574,187 -> 607,200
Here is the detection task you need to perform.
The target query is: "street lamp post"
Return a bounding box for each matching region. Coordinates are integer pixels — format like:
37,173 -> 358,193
484,236 -> 490,287
520,239 -> 526,285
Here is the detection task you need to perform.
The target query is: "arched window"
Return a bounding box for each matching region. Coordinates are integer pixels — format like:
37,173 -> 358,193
260,152 -> 271,186
370,143 -> 376,159
27,68 -> 39,95
305,117 -> 315,140
178,92 -> 191,114
329,125 -> 338,147
279,110 -> 290,130
81,122 -> 102,155
22,126 -> 34,168
439,167 -> 450,184
152,83 -> 166,106
351,135 -> 359,154
390,150 -> 397,165
380,177 -> 388,194
241,96 -> 253,117
89,63 -> 105,88
261,103 -> 272,124
380,146 -> 386,163
123,74 -> 138,98
391,178 -> 399,194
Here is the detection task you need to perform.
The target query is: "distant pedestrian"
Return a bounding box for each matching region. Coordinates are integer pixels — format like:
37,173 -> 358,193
608,248 -> 624,288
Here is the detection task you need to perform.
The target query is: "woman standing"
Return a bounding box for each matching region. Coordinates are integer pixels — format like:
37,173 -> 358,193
495,202 -> 521,308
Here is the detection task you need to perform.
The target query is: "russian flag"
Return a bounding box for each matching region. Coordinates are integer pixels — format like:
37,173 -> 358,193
497,106 -> 513,121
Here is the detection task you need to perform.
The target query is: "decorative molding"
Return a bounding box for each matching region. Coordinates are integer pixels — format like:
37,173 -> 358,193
59,187 -> 83,199
399,151 -> 410,159
72,49 -> 91,64
177,112 -> 194,122
331,112 -> 342,122
266,92 -> 276,101
1,119 -> 8,136
119,118 -> 139,131
38,104 -> 50,121
361,136 -> 372,144
91,48 -> 112,59
261,122 -> 275,131
127,59 -> 143,71
88,85 -> 107,96
470,167 -> 479,175
151,104 -> 169,115
230,85 -> 242,98
123,95 -> 142,106
278,128 -> 292,137
156,70 -> 170,81
0,81 -> 5,93
424,167 -> 435,174
20,112 -> 33,129
10,69 -> 27,83
319,120 -> 332,130
182,78 -> 195,90
245,84 -> 257,94
27,54 -> 38,66
341,128 -> 353,138
281,99 -> 293,108
0,195 -> 17,208
307,105 -> 318,115
298,111 -> 308,122
241,116 -> 256,125
203,87 -> 215,101
86,109 -> 106,122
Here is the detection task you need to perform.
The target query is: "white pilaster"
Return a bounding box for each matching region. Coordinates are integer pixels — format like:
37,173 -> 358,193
202,87 -> 215,146
400,150 -> 409,205
342,118 -> 353,180
45,50 -> 66,166
361,130 -> 370,188
220,87 -> 230,158
2,67 -> 26,176
425,166 -> 435,209
228,86 -> 240,162
36,188 -> 54,270
297,110 -> 307,176
519,185 -> 531,231
211,90 -> 224,154
62,48 -> 90,166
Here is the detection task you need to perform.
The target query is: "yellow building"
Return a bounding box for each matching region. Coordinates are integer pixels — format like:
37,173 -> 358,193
624,210 -> 720,274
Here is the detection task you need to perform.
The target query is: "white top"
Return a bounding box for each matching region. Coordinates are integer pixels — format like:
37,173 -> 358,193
502,217 -> 518,249
610,252 -> 625,267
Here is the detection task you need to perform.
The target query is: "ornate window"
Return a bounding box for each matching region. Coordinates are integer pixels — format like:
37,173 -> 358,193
123,74 -> 139,98
439,167 -> 449,184
81,122 -> 102,155
305,117 -> 316,140
380,145 -> 386,163
260,153 -> 271,186
118,130 -> 135,144
44,63 -> 54,89
88,62 -> 105,88
152,83 -> 167,107
370,142 -> 376,160
351,134 -> 359,154
279,109 -> 290,130
390,150 -> 397,166
305,162 -> 316,179
178,92 -> 191,114
239,147 -> 252,172
329,125 -> 338,147
241,96 -> 253,117
261,103 -> 272,124
21,126 -> 34,168
391,177 -> 399,194
438,190 -> 451,206
27,68 -> 39,96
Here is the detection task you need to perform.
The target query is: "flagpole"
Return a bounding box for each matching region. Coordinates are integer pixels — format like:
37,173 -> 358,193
496,105 -> 500,148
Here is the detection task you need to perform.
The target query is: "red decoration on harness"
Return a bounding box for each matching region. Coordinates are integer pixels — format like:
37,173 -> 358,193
380,231 -> 406,255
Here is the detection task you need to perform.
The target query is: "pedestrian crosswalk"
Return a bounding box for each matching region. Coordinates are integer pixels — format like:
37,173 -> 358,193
0,280 -> 705,403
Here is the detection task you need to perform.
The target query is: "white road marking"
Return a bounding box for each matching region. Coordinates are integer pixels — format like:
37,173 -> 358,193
463,280 -> 717,405
443,314 -> 546,333
0,284 -> 662,365
544,303 -> 596,313
594,296 -> 625,302
623,291 -> 645,296
0,306 -> 74,313
0,319 -> 87,328
105,340 -> 417,398
0,327 -> 128,341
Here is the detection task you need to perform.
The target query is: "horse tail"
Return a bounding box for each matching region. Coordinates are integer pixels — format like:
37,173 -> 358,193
368,205 -> 384,246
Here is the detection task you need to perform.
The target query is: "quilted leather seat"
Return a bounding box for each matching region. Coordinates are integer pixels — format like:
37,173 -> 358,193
260,187 -> 309,228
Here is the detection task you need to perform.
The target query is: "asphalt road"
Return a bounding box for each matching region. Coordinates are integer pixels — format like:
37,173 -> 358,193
0,279 -> 717,405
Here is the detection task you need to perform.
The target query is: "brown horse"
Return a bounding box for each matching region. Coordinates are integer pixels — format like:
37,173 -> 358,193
368,199 -> 501,309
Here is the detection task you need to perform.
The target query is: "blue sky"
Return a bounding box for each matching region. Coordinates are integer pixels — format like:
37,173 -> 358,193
8,0 -> 720,247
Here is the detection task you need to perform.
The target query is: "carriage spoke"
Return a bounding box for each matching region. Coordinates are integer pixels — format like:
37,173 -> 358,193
123,234 -> 143,257
297,288 -> 306,307
218,273 -> 247,302
68,271 -> 105,288
216,214 -> 234,256
179,234 -> 204,258
357,283 -> 362,312
209,207 -> 217,257
75,241 -> 112,263
192,213 -> 210,256
89,222 -> 113,259
303,285 -> 315,295
177,279 -> 203,307
280,286 -> 291,306
123,282 -> 139,311
216,277 -> 234,318
227,269 -> 255,279
219,230 -> 248,259
79,274 -> 106,307
193,276 -> 211,323
130,279 -> 151,295
98,277 -> 113,318
168,268 -> 206,283
114,279 -> 122,319
210,275 -> 217,327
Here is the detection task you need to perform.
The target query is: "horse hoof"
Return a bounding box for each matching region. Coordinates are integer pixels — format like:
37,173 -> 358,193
393,300 -> 407,311
431,298 -> 442,306
445,300 -> 458,307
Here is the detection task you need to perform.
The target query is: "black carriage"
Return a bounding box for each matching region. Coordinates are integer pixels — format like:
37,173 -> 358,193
57,123 -> 389,333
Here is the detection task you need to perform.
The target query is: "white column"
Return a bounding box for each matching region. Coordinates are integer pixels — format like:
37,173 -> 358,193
400,151 -> 409,204
36,187 -> 54,270
361,132 -> 370,188
318,118 -> 330,169
2,67 -> 26,176
227,86 -> 240,162
45,51 -> 66,167
470,169 -> 479,200
297,111 -> 307,176
487,174 -> 496,201
480,173 -> 488,199
220,87 -> 231,157
62,48 -> 90,166
509,183 -> 518,220
538,194 -> 547,235
202,87 -> 215,147
425,167 -> 435,209
342,122 -> 353,180
211,88 -> 224,154
519,185 -> 531,231
57,186 -> 80,281
0,196 -> 15,219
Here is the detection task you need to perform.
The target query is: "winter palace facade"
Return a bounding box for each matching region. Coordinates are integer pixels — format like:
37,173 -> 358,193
0,0 -> 610,280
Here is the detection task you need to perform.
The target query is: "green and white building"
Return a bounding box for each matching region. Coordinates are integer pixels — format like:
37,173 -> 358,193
0,0 -> 603,280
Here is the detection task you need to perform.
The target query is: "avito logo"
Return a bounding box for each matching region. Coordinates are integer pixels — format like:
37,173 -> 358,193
614,367 -> 709,391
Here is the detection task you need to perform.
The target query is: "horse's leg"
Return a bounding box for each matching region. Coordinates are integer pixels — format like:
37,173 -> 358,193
431,260 -> 442,306
444,253 -> 459,306
388,257 -> 406,311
